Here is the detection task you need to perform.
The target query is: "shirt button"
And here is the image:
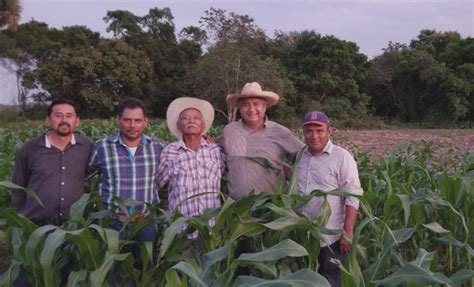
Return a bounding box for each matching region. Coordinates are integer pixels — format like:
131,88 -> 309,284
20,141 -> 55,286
62,166 -> 66,170
59,213 -> 63,216
61,182 -> 65,185
61,197 -> 65,201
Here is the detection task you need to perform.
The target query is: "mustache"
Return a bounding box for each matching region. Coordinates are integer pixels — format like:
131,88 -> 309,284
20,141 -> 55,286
59,123 -> 71,127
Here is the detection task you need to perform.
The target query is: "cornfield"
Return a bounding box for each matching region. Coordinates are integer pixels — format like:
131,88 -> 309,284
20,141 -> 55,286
0,120 -> 473,286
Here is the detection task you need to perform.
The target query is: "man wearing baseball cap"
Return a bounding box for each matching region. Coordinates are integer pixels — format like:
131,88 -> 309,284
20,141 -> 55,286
156,97 -> 224,240
218,82 -> 304,199
297,111 -> 363,287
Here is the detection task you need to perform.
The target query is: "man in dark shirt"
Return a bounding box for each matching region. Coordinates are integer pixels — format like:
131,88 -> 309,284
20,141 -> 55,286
11,98 -> 93,226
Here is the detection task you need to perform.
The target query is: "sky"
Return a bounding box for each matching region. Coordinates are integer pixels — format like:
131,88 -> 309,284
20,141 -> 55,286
1,0 -> 473,105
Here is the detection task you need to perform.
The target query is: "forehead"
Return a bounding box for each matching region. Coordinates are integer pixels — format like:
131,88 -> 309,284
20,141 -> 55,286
303,123 -> 328,131
240,97 -> 264,104
179,108 -> 202,118
120,107 -> 145,118
51,104 -> 76,114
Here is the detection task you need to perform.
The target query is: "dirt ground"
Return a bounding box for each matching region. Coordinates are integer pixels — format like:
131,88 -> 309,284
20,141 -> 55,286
331,129 -> 474,160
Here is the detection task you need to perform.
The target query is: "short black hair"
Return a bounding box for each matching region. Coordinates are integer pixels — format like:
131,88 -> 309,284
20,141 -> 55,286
117,97 -> 147,117
47,98 -> 78,117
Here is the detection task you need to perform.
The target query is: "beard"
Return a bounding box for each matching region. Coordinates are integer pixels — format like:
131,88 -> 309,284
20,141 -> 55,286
54,123 -> 72,136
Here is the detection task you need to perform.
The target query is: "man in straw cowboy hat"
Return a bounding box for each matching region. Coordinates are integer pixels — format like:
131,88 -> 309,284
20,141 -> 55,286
156,97 -> 224,236
218,82 -> 304,199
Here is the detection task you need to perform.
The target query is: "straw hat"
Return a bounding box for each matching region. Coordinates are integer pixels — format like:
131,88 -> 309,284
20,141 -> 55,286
166,97 -> 215,139
226,82 -> 280,108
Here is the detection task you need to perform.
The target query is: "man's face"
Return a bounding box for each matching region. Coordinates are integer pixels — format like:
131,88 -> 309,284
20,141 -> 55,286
303,123 -> 331,155
117,107 -> 148,142
178,108 -> 205,136
46,104 -> 80,137
238,97 -> 266,127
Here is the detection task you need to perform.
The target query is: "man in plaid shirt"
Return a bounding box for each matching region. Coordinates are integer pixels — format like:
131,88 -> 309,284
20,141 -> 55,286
156,97 -> 224,240
87,97 -> 164,260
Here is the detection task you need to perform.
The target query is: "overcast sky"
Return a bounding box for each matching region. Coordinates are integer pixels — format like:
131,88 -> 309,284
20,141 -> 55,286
1,0 -> 473,105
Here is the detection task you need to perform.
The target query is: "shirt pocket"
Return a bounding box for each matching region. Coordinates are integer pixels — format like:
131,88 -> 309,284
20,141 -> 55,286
204,160 -> 221,180
174,164 -> 193,188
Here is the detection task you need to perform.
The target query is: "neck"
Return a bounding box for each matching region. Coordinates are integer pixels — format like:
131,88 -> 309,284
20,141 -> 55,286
122,135 -> 141,148
183,134 -> 201,151
243,120 -> 264,131
48,132 -> 73,151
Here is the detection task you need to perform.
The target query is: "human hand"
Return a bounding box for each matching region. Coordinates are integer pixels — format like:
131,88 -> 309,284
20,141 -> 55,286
339,233 -> 352,254
203,134 -> 215,144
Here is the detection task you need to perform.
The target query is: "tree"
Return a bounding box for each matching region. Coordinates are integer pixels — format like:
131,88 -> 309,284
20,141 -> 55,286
186,8 -> 295,124
278,30 -> 370,127
104,7 -> 203,117
0,0 -> 21,31
367,31 -> 474,124
365,42 -> 405,118
35,39 -> 154,117
0,21 -> 56,113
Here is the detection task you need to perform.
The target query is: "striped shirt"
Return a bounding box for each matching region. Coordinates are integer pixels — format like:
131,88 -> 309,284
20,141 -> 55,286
87,133 -> 164,211
297,140 -> 363,246
156,138 -> 224,217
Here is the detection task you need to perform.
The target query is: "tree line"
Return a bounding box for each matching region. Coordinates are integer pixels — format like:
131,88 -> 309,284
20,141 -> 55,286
0,7 -> 473,127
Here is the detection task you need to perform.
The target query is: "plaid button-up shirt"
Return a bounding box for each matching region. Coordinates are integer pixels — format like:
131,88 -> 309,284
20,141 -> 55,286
156,138 -> 225,217
87,133 -> 164,211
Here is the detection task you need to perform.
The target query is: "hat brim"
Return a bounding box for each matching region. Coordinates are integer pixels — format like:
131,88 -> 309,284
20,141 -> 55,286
226,91 -> 279,108
166,97 -> 215,139
303,121 -> 328,126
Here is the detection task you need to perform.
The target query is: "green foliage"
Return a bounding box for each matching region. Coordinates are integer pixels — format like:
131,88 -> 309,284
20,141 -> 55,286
367,30 -> 474,124
0,121 -> 473,285
185,7 -> 297,124
275,30 -> 371,127
2,7 -> 473,126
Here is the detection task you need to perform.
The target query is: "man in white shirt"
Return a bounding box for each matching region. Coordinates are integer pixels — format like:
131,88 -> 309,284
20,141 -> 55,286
297,111 -> 363,287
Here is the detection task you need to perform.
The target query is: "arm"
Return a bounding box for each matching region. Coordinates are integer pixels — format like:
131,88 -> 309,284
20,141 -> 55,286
218,145 -> 227,176
155,150 -> 171,189
338,149 -> 363,254
340,205 -> 357,254
86,141 -> 103,180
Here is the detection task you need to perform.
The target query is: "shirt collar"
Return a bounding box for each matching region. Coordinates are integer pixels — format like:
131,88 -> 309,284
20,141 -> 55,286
239,116 -> 269,130
44,132 -> 76,148
303,140 -> 333,156
177,137 -> 209,150
111,133 -> 151,145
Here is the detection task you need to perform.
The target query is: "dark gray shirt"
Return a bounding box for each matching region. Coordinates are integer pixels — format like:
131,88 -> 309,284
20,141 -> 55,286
11,133 -> 93,223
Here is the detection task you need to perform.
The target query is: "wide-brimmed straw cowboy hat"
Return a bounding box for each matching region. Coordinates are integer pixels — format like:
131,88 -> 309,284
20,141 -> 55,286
226,82 -> 280,108
166,97 -> 215,139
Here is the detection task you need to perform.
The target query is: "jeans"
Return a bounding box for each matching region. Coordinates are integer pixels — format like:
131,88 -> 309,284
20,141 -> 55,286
318,240 -> 348,287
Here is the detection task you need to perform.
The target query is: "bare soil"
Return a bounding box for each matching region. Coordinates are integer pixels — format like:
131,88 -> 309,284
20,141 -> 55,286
331,129 -> 474,160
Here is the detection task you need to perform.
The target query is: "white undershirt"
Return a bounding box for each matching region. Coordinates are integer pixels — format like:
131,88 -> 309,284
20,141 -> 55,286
128,146 -> 138,156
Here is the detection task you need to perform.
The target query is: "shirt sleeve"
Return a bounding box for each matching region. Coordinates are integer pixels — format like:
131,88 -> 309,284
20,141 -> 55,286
218,145 -> 227,176
282,127 -> 305,158
338,151 -> 363,209
86,141 -> 102,179
11,146 -> 28,207
156,150 -> 171,189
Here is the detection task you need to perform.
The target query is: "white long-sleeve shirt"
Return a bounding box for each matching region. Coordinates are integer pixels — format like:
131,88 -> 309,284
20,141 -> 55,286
297,140 -> 363,246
